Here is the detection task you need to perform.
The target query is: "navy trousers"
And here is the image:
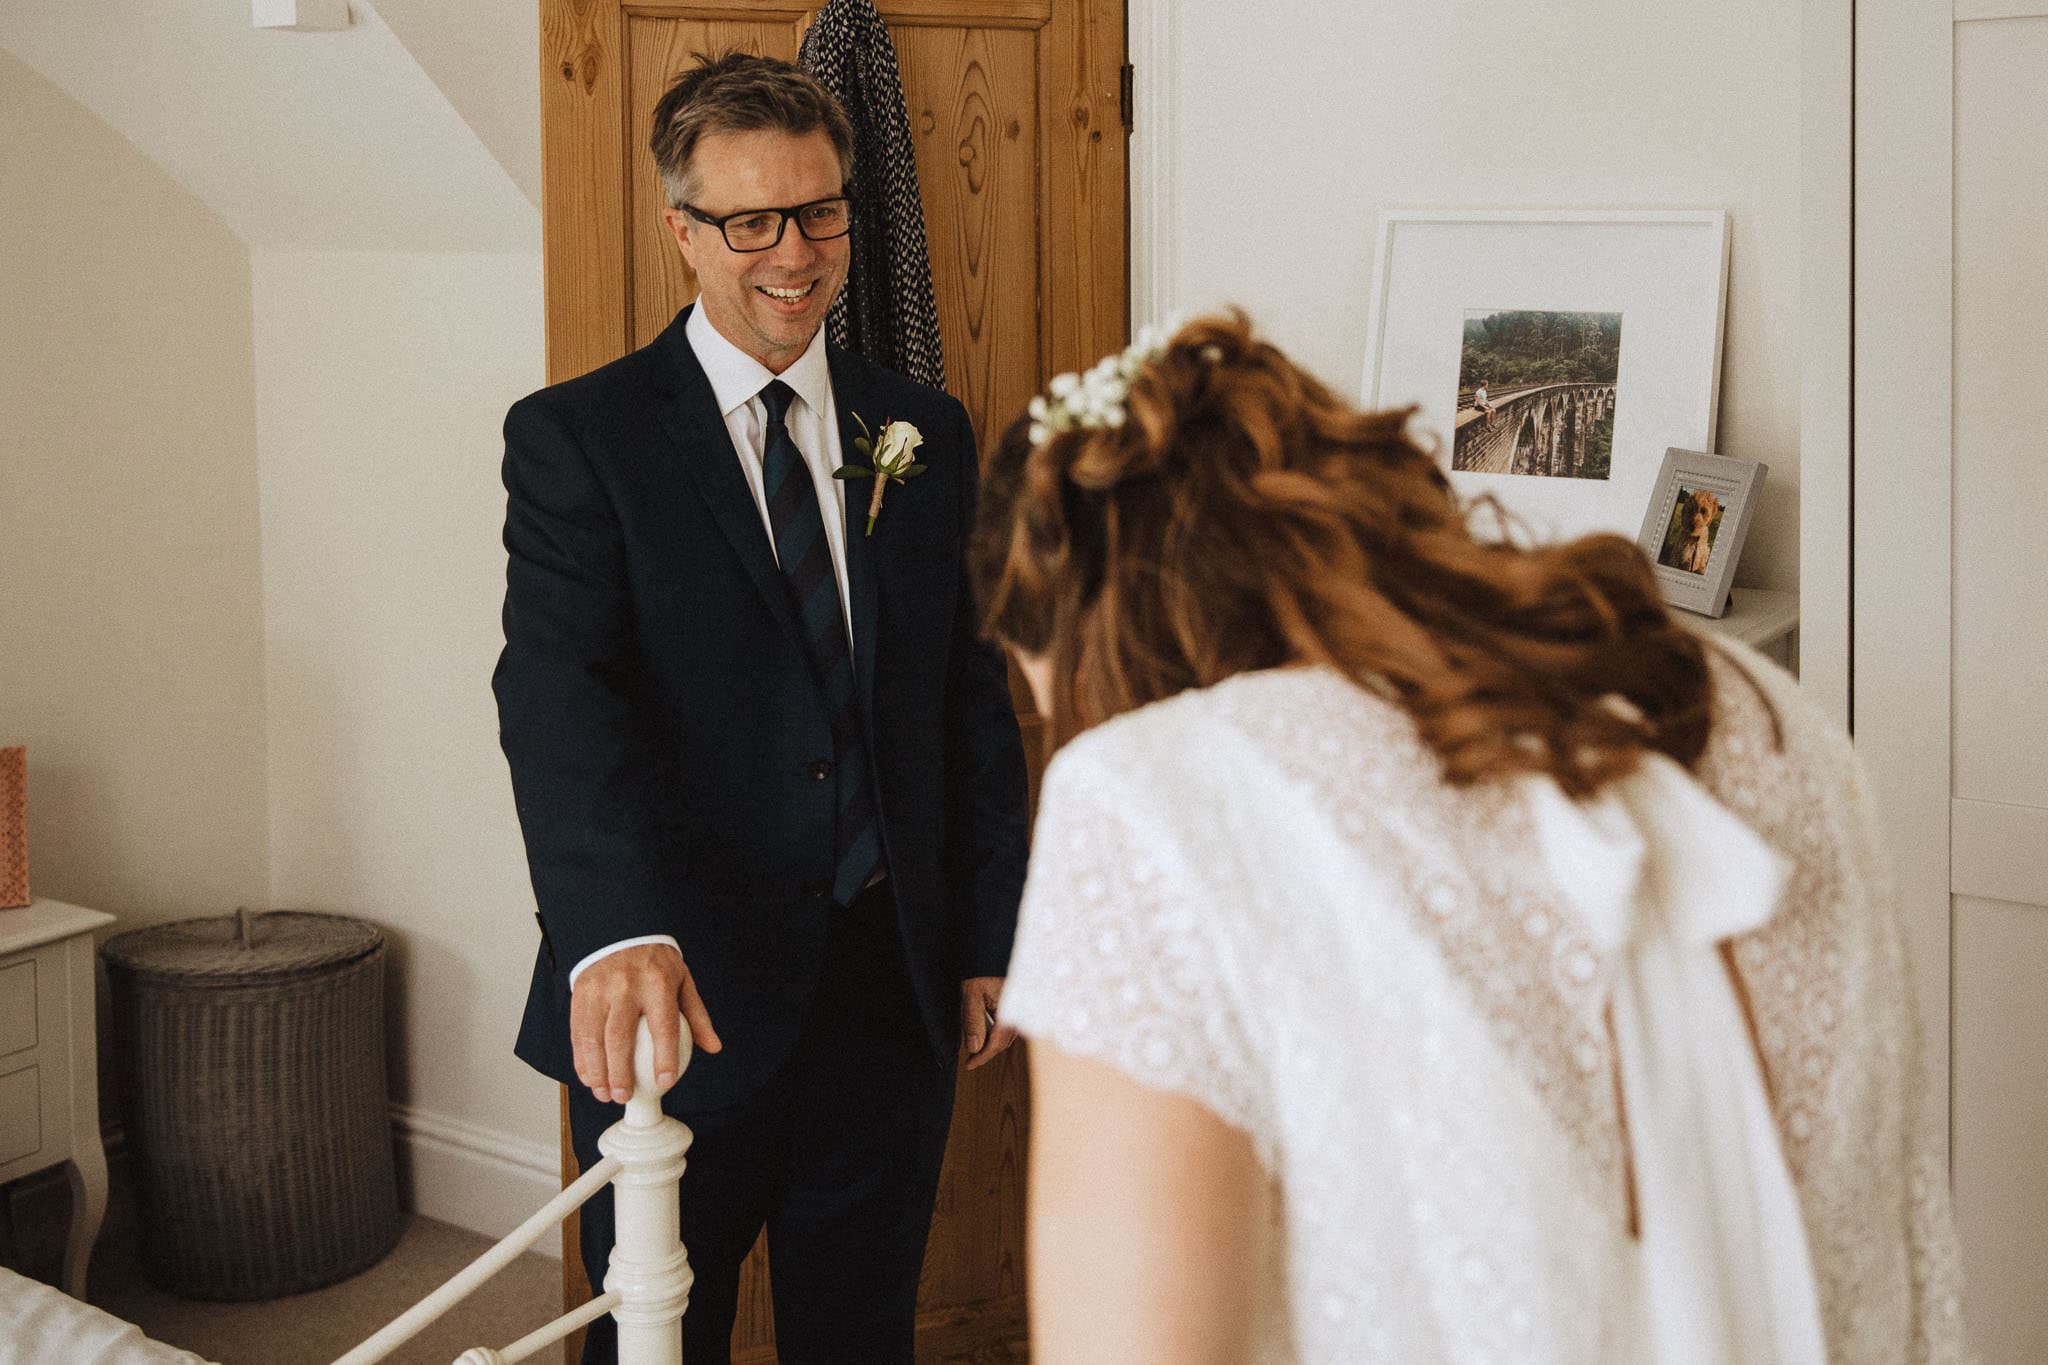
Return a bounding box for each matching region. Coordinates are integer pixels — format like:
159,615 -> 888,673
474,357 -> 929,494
568,882 -> 957,1365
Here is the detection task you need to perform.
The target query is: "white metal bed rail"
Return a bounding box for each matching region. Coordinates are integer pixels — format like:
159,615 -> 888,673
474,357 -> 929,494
334,1021 -> 693,1365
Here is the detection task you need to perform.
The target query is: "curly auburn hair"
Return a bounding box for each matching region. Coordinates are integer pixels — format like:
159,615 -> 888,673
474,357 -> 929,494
971,311 -> 1716,800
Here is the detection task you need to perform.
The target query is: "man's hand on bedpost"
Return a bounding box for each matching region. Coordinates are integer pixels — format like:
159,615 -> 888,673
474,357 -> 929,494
624,1018 -> 689,1128
570,943 -> 722,1104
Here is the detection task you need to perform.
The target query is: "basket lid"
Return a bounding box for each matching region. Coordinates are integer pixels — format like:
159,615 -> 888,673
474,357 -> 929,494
102,909 -> 382,981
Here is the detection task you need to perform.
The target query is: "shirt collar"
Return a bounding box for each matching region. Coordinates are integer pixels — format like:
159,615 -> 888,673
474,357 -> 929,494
686,304 -> 832,421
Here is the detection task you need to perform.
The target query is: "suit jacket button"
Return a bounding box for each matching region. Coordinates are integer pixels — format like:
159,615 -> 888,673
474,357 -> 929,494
810,759 -> 832,781
803,881 -> 828,899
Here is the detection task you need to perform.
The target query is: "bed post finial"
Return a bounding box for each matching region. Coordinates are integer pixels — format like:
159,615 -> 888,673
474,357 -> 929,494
623,1017 -> 688,1129
596,1017 -> 693,1362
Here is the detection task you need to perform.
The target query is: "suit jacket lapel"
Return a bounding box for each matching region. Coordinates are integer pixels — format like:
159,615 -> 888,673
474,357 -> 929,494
831,354 -> 881,719
652,311 -> 807,656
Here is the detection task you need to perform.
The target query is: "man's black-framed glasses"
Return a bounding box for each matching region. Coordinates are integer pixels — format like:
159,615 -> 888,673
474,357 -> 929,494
681,196 -> 854,252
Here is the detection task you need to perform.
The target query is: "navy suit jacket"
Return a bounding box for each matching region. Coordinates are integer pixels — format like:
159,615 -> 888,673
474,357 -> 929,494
493,306 -> 1030,1111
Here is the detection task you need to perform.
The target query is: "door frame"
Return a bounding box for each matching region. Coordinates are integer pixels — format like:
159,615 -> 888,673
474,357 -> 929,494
1811,0 -> 1955,1139
1800,0 -> 1852,733
1127,0 -> 1170,328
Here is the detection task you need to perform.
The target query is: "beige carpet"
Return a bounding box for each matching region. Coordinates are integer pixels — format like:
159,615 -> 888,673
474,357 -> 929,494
3,1166 -> 561,1365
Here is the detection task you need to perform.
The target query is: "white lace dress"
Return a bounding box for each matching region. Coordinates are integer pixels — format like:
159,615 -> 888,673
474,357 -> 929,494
999,643 -> 1967,1364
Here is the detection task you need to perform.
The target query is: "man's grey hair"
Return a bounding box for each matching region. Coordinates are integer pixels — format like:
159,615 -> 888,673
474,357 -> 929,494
650,52 -> 856,210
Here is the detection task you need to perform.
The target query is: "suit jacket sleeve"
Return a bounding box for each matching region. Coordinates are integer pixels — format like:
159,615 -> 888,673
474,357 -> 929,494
493,393 -> 694,972
942,398 -> 1032,978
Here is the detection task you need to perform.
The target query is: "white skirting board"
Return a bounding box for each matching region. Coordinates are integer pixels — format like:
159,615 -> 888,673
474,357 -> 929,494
12,1114 -> 564,1262
390,1105 -> 563,1259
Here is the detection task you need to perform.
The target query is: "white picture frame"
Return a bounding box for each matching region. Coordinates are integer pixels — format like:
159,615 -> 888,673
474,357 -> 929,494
1637,447 -> 1767,618
1361,209 -> 1730,544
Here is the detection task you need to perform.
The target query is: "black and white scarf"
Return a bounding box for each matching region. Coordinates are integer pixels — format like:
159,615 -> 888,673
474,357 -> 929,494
799,0 -> 948,390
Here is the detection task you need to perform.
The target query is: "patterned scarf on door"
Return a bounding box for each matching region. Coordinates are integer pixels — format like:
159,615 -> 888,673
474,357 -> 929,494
799,0 -> 948,390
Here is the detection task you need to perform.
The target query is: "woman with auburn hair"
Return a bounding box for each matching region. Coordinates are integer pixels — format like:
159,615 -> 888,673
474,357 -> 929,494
980,313 -> 1966,1364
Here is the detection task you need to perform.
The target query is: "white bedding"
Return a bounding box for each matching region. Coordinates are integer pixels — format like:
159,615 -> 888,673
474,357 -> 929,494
0,1267 -> 216,1365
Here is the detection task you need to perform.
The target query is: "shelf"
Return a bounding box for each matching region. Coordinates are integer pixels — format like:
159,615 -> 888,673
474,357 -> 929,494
1682,586 -> 1800,652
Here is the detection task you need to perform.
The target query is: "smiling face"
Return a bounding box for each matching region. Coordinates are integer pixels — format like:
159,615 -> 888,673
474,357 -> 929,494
664,128 -> 850,373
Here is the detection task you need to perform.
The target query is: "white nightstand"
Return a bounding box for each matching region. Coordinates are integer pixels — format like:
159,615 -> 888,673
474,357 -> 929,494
0,898 -> 114,1298
1688,586 -> 1800,674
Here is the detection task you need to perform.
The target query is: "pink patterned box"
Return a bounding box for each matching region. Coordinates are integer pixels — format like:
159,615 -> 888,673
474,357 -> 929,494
0,746 -> 27,908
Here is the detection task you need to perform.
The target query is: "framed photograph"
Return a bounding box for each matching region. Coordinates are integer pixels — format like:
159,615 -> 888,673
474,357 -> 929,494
1361,209 -> 1729,544
1635,448 -> 1767,618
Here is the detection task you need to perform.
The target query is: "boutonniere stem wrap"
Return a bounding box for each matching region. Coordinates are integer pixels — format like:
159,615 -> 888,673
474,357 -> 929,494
834,414 -> 928,535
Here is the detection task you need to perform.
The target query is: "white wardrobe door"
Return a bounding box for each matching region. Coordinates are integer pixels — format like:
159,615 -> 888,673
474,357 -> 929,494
1858,3 -> 2048,1358
1951,15 -> 2048,1365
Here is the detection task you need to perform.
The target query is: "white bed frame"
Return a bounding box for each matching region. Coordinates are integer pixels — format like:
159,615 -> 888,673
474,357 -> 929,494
337,1021 -> 694,1365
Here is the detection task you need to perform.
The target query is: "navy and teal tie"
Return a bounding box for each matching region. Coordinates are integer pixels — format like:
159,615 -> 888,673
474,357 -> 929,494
759,380 -> 881,905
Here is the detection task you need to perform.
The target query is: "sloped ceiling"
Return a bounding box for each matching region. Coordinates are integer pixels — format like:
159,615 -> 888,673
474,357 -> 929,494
0,0 -> 536,251
374,0 -> 540,208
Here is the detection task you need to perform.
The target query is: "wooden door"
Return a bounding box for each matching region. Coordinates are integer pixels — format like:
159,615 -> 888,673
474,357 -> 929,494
1854,2 -> 2048,1360
537,1 -> 1127,1358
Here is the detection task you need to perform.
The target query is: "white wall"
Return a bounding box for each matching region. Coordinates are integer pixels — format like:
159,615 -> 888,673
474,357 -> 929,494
0,51 -> 270,926
252,247 -> 558,1240
5,15 -> 564,1248
1159,0 -> 1802,590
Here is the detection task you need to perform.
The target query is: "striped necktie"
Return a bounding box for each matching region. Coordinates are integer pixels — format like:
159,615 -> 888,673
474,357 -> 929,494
759,380 -> 881,905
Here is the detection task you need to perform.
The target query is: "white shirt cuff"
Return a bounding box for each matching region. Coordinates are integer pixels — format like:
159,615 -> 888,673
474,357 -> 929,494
567,935 -> 682,990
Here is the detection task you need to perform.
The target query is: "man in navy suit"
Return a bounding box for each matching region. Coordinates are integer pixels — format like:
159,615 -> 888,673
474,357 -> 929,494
493,53 -> 1029,1365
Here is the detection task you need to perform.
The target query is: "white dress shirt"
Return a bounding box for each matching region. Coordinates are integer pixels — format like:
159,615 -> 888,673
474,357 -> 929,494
568,307 -> 855,989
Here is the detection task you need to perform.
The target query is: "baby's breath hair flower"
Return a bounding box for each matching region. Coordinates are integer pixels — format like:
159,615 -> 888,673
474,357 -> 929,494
1027,319 -> 1183,449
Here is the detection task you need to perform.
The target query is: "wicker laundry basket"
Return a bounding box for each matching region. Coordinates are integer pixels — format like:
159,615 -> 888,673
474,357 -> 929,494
102,910 -> 401,1300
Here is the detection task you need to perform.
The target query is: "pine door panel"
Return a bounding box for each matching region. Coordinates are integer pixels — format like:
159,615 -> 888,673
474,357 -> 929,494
892,24 -> 1040,447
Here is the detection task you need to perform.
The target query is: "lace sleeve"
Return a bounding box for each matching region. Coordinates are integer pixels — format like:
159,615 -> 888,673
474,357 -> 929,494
1712,642 -> 1973,1362
998,740 -> 1275,1159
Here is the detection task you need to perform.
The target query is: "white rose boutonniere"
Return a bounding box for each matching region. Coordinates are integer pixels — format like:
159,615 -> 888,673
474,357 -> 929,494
833,414 -> 928,536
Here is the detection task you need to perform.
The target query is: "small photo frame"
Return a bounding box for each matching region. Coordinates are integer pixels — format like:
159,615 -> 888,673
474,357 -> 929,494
1361,209 -> 1729,544
1636,448 -> 1767,618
